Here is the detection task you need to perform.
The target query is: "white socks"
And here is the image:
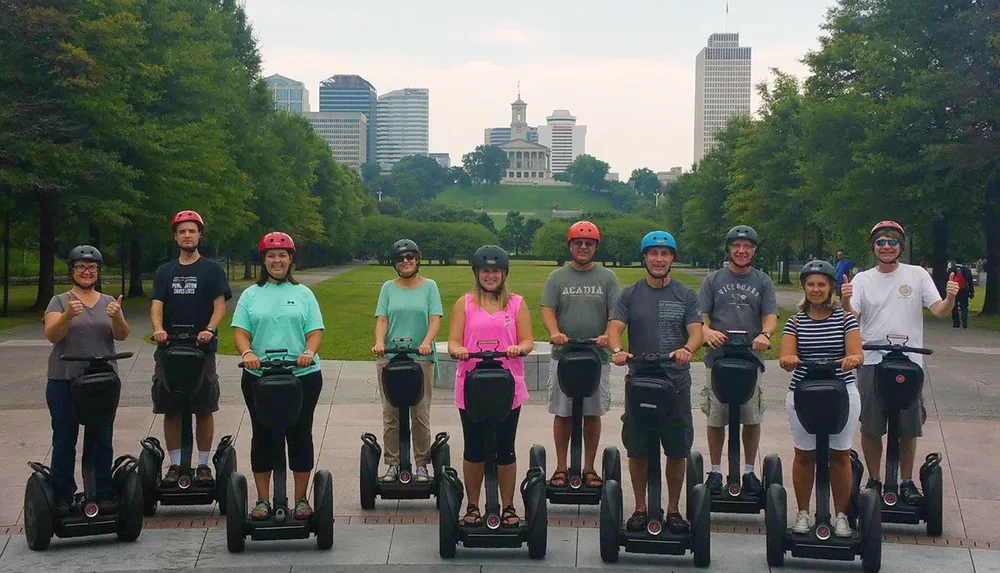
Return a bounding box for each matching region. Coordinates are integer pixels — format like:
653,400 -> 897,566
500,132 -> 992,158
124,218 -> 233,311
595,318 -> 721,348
168,449 -> 181,465
711,465 -> 722,474
199,451 -> 211,466
744,464 -> 754,475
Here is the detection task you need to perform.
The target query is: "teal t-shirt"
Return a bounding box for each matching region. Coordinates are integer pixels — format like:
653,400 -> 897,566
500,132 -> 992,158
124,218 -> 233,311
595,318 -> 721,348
231,282 -> 325,377
375,278 -> 444,361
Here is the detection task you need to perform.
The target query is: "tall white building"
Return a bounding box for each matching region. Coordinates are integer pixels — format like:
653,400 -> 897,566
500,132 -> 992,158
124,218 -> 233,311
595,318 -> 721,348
264,74 -> 310,112
536,109 -> 586,175
301,111 -> 367,170
376,88 -> 429,170
693,33 -> 751,165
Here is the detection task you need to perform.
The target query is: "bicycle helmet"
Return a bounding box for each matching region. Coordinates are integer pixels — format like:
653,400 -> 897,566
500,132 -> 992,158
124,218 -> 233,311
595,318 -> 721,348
171,210 -> 204,231
726,225 -> 758,246
471,245 -> 509,272
870,220 -> 905,241
391,239 -> 420,258
639,230 -> 677,257
799,260 -> 836,284
68,245 -> 104,266
259,231 -> 296,254
567,220 -> 601,243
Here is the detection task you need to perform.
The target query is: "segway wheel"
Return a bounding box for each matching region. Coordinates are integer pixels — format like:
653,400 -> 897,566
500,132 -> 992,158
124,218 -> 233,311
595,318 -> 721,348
764,484 -> 786,566
432,442 -> 451,508
117,471 -> 144,542
601,446 -> 622,485
860,488 -> 882,573
438,483 -> 457,559
686,450 -> 704,522
359,442 -> 378,510
314,470 -> 335,549
23,476 -> 53,551
226,473 -> 247,553
763,453 -> 783,488
214,443 -> 237,516
137,448 -> 159,517
599,480 -> 621,563
923,463 -> 943,537
527,484 -> 547,559
691,484 -> 711,568
529,444 -> 546,475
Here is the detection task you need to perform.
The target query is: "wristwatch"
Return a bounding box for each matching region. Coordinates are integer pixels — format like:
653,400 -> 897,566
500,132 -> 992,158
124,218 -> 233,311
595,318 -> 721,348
206,327 -> 218,336
761,331 -> 772,340
612,347 -> 623,354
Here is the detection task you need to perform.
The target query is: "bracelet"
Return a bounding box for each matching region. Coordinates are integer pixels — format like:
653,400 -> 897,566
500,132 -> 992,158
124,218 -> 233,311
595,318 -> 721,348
682,347 -> 695,354
240,349 -> 254,358
303,349 -> 316,356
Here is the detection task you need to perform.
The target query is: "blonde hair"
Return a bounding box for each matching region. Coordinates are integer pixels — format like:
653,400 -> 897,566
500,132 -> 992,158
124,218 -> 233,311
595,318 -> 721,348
473,269 -> 511,309
797,274 -> 841,312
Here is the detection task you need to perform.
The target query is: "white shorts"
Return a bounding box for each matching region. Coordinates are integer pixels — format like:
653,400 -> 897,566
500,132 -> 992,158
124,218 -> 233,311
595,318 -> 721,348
546,359 -> 612,417
785,385 -> 860,451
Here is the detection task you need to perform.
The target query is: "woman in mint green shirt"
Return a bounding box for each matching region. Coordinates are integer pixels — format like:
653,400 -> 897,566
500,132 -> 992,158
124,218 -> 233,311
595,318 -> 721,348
232,232 -> 324,521
371,239 -> 443,484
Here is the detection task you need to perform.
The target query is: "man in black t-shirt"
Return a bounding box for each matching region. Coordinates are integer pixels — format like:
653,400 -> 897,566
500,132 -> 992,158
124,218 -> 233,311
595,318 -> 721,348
150,210 -> 231,487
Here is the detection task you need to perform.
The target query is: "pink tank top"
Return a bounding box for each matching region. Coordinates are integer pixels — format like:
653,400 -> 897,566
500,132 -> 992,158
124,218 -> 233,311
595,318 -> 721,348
454,292 -> 528,410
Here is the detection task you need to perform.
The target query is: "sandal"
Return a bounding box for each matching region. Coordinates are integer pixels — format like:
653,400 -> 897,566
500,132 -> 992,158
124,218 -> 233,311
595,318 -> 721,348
294,497 -> 313,519
250,499 -> 271,521
549,470 -> 568,487
463,504 -> 482,526
501,505 -> 520,528
625,510 -> 647,532
583,470 -> 603,488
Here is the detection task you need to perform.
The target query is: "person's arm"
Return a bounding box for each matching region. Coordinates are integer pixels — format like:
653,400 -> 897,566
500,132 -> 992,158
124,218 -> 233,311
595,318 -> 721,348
234,327 -> 259,370
108,296 -> 130,341
198,294 -> 226,343
298,328 -> 323,367
754,313 -> 778,351
929,271 -> 957,317
841,328 -> 863,371
373,316 -> 389,355
778,316 -> 800,372
419,279 -> 444,356
420,315 -> 441,355
447,297 -> 468,359
840,273 -> 857,317
150,300 -> 166,342
43,294 -> 80,344
607,320 -> 629,365
670,322 -> 703,366
511,298 -> 533,357
541,307 -> 567,344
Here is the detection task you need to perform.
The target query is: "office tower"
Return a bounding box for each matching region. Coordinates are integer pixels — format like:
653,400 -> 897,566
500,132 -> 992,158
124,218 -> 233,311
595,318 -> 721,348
319,75 -> 378,164
693,32 -> 751,164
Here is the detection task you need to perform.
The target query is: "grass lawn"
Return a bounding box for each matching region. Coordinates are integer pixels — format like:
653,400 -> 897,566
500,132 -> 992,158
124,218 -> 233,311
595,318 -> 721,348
432,184 -> 617,224
216,262 -> 794,361
0,281 -> 157,330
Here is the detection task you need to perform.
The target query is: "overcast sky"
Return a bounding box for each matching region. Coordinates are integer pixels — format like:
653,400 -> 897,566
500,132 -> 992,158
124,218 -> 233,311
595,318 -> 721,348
242,0 -> 837,175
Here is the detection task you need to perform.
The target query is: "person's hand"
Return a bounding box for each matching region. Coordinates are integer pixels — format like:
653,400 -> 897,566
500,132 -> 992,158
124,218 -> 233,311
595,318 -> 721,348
418,343 -> 432,356
779,355 -> 800,372
105,295 -> 124,319
452,346 -> 470,360
751,333 -> 770,351
372,341 -> 386,356
151,330 -> 168,343
242,352 -> 261,371
669,346 -> 694,366
197,329 -> 215,344
550,332 -> 569,345
612,350 -> 632,366
840,274 -> 853,300
65,291 -> 84,319
840,354 -> 862,371
945,273 -> 959,299
593,334 -> 609,348
505,345 -> 522,358
703,327 -> 727,348
297,351 -> 315,368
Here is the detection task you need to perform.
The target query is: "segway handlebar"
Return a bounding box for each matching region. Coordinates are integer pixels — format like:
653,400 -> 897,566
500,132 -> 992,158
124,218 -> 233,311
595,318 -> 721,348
555,337 -> 600,346
862,342 -> 933,355
238,358 -> 299,370
384,337 -> 421,356
796,358 -> 843,370
450,339 -> 525,360
626,353 -> 677,365
60,351 -> 134,362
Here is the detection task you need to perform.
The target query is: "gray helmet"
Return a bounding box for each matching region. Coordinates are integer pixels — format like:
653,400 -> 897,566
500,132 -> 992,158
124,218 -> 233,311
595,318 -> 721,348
68,245 -> 103,266
471,245 -> 509,272
391,239 -> 420,258
799,260 -> 836,284
726,225 -> 758,246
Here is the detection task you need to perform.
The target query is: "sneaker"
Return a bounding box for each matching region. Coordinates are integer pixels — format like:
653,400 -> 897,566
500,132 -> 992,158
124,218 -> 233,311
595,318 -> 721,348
705,471 -> 724,495
666,511 -> 690,534
742,472 -> 764,497
195,464 -> 214,486
625,510 -> 648,532
250,499 -> 271,521
294,497 -> 313,519
161,464 -> 181,487
54,501 -> 72,518
380,464 -> 399,483
98,499 -> 118,514
833,512 -> 853,538
414,465 -> 431,483
865,477 -> 883,496
792,510 -> 812,534
899,480 -> 923,505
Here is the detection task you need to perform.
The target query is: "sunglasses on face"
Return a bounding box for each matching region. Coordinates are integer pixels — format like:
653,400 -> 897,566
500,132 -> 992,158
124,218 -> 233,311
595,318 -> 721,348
73,264 -> 99,273
396,253 -> 416,262
875,239 -> 900,247
571,240 -> 597,248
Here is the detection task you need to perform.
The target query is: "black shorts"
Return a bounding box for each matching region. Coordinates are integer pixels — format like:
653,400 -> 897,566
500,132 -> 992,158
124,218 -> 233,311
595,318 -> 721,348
621,381 -> 694,460
151,347 -> 221,416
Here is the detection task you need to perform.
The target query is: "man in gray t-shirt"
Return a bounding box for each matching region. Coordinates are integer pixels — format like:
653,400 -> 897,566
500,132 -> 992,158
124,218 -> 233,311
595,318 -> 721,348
540,220 -> 621,490
698,225 -> 778,498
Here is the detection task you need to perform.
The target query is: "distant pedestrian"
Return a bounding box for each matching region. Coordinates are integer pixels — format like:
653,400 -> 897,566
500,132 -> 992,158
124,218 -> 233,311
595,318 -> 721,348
834,250 -> 853,297
952,263 -> 975,329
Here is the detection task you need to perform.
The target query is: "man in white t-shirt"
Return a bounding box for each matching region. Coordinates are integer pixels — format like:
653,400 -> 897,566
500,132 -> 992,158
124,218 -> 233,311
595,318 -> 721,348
841,220 -> 957,505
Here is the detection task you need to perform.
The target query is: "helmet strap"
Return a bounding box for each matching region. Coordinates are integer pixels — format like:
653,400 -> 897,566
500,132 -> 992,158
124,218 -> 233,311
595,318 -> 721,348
395,263 -> 420,279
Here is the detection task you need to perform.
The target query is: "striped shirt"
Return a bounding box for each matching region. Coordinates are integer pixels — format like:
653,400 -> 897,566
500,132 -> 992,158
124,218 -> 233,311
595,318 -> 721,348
783,308 -> 859,391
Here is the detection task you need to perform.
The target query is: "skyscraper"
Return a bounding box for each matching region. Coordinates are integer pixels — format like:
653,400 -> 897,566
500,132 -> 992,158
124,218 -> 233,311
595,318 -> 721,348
301,111 -> 367,171
264,74 -> 309,112
693,33 -> 751,165
536,109 -> 587,175
319,75 -> 377,164
375,88 -> 429,170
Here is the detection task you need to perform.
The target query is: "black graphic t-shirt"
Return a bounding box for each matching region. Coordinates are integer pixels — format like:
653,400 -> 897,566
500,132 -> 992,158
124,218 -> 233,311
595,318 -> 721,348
152,257 -> 232,352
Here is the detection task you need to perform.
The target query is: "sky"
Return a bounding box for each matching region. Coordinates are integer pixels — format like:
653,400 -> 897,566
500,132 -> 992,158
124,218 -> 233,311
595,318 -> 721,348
242,0 -> 838,175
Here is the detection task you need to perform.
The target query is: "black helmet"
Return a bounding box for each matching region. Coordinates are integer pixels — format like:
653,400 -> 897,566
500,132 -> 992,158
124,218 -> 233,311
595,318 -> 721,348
68,245 -> 103,266
471,245 -> 509,272
391,239 -> 420,258
726,225 -> 758,246
799,260 -> 836,284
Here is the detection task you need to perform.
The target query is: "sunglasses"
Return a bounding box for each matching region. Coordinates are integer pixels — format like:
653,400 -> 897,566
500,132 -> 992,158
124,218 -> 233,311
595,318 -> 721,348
396,253 -> 417,262
571,239 -> 597,248
73,264 -> 99,273
875,239 -> 900,247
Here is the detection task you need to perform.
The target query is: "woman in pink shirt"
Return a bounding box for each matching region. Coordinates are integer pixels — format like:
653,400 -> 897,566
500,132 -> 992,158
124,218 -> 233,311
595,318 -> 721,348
448,245 -> 533,529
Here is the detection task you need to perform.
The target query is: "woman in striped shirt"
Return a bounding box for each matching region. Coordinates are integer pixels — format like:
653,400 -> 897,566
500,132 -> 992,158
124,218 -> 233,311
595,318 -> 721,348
779,260 -> 864,538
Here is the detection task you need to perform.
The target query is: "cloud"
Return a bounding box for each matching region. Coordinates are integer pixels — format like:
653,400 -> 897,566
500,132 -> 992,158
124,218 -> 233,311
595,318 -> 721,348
477,28 -> 545,47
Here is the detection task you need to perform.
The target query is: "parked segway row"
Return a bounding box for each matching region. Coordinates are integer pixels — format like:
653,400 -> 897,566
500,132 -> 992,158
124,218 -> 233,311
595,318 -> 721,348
137,326 -> 237,516
361,338 -> 451,509
438,343 -> 548,559
862,337 -> 943,536
765,358 -> 881,572
24,352 -> 144,550
531,338 -> 621,506
226,351 -> 334,552
601,353 -> 711,568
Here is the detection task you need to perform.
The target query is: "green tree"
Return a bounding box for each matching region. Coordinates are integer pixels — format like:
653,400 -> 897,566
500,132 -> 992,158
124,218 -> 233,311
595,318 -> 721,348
462,145 -> 509,185
450,166 -> 472,187
391,154 -> 450,201
361,161 -> 382,185
629,167 -> 663,196
563,154 -> 610,193
531,220 -> 571,265
499,211 -> 526,256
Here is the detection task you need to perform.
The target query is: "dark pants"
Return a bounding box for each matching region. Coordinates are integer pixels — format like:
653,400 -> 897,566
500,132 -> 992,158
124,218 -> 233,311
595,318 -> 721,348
47,379 -> 114,504
460,407 -> 521,465
241,370 -> 323,473
952,290 -> 970,327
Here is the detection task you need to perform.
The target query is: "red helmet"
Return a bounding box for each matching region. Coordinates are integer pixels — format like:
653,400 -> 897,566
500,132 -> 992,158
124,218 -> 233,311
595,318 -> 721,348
171,210 -> 204,230
259,231 -> 295,254
870,220 -> 905,241
568,220 -> 601,242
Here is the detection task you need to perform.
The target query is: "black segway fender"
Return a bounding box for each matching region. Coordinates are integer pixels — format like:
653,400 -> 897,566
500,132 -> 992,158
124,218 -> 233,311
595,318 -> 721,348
764,483 -> 786,566
859,488 -> 882,573
529,444 -> 546,475
226,472 -> 248,553
920,453 -> 943,537
601,446 -> 622,485
138,437 -> 163,516
430,432 -> 451,505
848,449 -> 864,526
521,467 -> 547,559
599,480 -> 622,562
690,483 -> 711,568
360,433 -> 380,510
212,436 -> 237,515
24,465 -> 55,551
438,467 -> 462,558
313,470 -> 335,549
686,450 -> 704,521
116,463 -> 144,542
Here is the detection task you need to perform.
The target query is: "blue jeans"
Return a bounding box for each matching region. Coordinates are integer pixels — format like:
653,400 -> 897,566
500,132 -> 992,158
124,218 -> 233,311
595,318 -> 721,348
46,379 -> 115,503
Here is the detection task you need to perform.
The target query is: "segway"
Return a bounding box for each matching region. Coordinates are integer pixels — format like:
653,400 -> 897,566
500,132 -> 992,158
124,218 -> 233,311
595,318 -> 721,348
360,338 -> 451,509
529,338 -> 621,505
24,352 -> 144,550
765,358 -> 881,572
599,354 -> 711,567
438,341 -> 548,559
688,330 -> 782,516
862,337 -> 942,536
137,325 -> 237,516
226,350 -> 334,552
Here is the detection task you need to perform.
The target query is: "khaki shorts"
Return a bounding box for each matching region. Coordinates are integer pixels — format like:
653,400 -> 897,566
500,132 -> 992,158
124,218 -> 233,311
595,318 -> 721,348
546,359 -> 612,417
857,364 -> 927,438
700,368 -> 765,428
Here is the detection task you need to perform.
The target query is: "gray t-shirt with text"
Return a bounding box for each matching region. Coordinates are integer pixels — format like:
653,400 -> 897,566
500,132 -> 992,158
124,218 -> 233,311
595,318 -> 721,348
698,266 -> 778,367
45,293 -> 120,380
541,264 -> 622,361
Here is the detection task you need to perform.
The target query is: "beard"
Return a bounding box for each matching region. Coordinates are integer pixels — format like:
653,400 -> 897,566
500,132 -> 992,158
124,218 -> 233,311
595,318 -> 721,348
180,245 -> 197,254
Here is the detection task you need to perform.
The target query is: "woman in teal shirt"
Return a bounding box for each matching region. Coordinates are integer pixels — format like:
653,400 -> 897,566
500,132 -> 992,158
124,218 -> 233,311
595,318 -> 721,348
233,232 -> 325,521
371,239 -> 443,483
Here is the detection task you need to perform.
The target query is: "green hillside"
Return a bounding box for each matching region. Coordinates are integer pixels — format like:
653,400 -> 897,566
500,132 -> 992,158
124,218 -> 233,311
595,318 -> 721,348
433,184 -> 616,223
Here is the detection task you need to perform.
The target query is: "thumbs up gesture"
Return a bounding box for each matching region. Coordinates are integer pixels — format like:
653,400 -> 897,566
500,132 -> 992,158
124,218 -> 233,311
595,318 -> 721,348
65,291 -> 85,318
106,295 -> 124,318
840,274 -> 852,299
945,272 -> 959,299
